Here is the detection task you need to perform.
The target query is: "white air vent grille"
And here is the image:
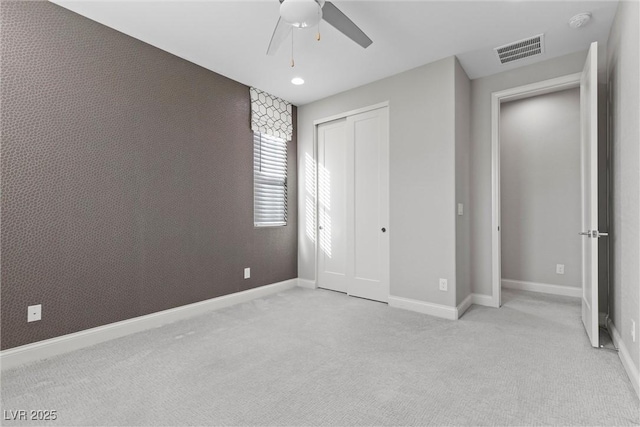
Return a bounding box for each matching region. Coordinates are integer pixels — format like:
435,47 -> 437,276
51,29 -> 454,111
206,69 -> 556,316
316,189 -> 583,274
495,34 -> 544,64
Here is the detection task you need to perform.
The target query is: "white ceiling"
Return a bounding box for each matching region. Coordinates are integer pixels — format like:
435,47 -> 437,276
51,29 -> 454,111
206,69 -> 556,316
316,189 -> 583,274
51,0 -> 618,106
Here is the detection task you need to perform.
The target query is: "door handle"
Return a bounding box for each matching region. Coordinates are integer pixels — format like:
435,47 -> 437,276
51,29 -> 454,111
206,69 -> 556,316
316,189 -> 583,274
381,227 -> 386,233
579,230 -> 610,238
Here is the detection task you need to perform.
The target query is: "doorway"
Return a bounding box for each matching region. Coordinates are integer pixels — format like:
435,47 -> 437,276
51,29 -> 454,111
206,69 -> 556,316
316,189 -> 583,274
315,103 -> 390,303
491,42 -> 601,347
500,87 -> 582,299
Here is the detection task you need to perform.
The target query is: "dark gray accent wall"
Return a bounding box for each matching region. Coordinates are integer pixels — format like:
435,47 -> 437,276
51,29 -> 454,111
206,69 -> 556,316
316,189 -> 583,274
1,1 -> 297,350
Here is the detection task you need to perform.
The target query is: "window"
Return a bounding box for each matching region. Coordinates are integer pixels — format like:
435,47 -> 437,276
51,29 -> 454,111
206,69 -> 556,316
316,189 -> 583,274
254,132 -> 287,226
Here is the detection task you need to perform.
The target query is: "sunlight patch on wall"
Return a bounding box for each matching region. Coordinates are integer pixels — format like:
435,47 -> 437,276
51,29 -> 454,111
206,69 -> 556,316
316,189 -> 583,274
305,153 -> 316,243
318,162 -> 332,258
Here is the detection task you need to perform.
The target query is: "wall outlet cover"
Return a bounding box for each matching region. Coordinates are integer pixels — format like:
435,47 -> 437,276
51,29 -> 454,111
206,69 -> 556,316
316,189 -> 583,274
244,268 -> 250,279
556,264 -> 565,274
439,278 -> 448,291
632,319 -> 636,342
457,203 -> 464,216
28,304 -> 42,322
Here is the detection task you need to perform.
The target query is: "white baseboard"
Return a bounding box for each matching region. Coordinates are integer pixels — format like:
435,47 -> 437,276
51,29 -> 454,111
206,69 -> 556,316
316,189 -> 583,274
297,278 -> 317,289
456,294 -> 473,318
471,293 -> 496,307
502,279 -> 581,298
388,295 -> 457,320
607,318 -> 640,399
0,278 -> 299,371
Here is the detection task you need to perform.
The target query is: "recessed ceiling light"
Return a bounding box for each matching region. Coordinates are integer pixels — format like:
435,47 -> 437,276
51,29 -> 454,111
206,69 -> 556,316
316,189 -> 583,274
291,77 -> 305,85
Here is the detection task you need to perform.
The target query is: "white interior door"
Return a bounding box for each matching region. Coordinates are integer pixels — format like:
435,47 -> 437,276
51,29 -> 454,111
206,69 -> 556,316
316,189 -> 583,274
317,119 -> 348,293
347,109 -> 390,302
580,41 -> 599,348
316,106 -> 389,303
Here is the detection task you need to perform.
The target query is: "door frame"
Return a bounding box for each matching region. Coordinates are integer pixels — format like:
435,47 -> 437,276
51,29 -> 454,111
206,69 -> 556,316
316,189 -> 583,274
313,101 -> 390,292
490,73 -> 581,308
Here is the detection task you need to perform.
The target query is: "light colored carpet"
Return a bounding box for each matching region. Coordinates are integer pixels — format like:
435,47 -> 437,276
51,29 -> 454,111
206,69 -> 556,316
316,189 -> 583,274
1,288 -> 638,426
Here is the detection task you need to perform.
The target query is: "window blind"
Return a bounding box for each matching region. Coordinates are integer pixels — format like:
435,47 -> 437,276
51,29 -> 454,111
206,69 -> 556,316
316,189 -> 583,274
254,132 -> 287,226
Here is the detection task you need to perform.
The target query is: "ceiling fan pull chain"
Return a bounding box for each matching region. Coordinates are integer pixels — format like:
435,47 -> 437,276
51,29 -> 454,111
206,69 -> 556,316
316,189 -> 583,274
316,7 -> 321,41
291,30 -> 295,67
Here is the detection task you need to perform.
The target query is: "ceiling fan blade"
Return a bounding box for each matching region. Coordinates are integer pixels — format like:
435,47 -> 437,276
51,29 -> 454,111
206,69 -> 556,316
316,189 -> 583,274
267,17 -> 292,55
321,1 -> 372,49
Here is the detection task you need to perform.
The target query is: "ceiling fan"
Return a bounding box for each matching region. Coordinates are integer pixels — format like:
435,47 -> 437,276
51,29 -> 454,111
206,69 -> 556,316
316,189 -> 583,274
266,0 -> 372,56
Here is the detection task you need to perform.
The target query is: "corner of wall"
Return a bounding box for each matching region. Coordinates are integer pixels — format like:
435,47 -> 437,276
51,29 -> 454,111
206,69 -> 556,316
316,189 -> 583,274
454,58 -> 472,306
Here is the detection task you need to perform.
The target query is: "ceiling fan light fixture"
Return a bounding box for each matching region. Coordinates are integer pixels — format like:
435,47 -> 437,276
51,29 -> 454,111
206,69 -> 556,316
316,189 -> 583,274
280,0 -> 322,28
291,77 -> 305,85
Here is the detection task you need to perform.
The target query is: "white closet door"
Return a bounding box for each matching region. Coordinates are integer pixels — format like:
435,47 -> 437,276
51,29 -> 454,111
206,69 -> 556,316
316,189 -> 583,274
317,119 -> 348,293
316,107 -> 389,303
347,108 -> 389,302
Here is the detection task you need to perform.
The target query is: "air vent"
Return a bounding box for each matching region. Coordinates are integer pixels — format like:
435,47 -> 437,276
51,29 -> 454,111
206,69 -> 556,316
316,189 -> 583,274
494,34 -> 544,64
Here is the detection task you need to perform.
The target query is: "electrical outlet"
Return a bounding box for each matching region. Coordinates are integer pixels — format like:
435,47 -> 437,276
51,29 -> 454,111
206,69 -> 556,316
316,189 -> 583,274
28,304 -> 41,322
244,268 -> 250,279
439,278 -> 448,291
457,203 -> 464,216
556,264 -> 565,275
632,319 -> 636,342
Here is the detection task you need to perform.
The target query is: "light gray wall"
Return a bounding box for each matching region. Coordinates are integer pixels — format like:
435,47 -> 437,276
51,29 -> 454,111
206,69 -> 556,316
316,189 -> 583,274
470,51 -> 588,297
500,88 -> 581,288
607,0 -> 640,375
298,57 -> 458,307
455,59 -> 472,305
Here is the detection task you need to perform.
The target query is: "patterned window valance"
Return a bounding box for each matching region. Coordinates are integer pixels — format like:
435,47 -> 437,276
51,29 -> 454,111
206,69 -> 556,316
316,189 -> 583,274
250,87 -> 293,141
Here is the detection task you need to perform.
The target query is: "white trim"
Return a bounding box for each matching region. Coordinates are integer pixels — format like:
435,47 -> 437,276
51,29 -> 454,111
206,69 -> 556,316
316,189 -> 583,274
312,101 -> 389,126
607,318 -> 640,399
0,279 -> 298,371
501,279 -> 582,298
493,73 -> 582,104
491,73 -> 582,309
388,296 -> 457,320
471,293 -> 495,307
297,278 -> 317,289
456,294 -> 473,318
491,87 -> 502,309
